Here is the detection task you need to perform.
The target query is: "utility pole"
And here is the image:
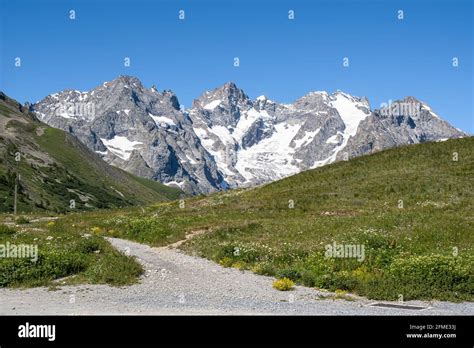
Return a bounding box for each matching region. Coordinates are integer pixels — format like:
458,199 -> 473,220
13,173 -> 20,215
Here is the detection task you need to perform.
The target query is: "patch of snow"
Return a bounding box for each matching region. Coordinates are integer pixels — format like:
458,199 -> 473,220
293,128 -> 321,148
309,91 -> 329,100
310,93 -> 371,168
149,113 -> 176,126
35,111 -> 46,120
232,108 -> 272,141
207,125 -> 235,145
165,181 -> 185,188
56,110 -> 75,119
330,94 -> 368,137
185,154 -> 197,165
421,104 -> 441,119
100,136 -> 143,160
193,127 -> 235,176
193,127 -> 215,147
326,134 -> 341,144
110,187 -> 125,197
203,100 -> 222,111
235,122 -> 302,182
116,109 -> 130,115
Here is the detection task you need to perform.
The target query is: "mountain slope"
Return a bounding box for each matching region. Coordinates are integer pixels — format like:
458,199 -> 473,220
0,92 -> 182,213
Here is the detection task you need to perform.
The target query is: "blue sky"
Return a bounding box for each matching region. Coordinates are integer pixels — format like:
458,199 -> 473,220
1,0 -> 473,133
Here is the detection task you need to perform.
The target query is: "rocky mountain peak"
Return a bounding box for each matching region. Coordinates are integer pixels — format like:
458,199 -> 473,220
111,75 -> 143,87
30,75 -> 467,194
402,96 -> 422,104
330,90 -> 369,106
196,82 -> 250,107
220,81 -> 242,95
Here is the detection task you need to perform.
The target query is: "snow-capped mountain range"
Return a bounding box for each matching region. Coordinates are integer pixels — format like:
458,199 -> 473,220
31,76 -> 467,193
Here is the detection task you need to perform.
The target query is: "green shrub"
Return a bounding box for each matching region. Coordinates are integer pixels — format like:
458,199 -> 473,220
385,254 -> 473,300
77,237 -> 102,254
83,251 -> 143,286
0,251 -> 88,287
276,268 -> 301,281
0,223 -> 143,288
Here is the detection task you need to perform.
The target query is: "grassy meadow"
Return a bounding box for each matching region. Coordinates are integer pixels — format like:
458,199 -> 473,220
0,137 -> 472,301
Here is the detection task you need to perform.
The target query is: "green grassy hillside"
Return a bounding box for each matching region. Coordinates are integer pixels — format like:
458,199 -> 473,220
64,136 -> 472,301
0,92 -> 182,213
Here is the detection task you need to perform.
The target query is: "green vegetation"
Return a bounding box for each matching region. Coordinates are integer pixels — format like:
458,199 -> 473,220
15,216 -> 29,224
0,219 -> 142,287
0,224 -> 16,235
0,135 -> 472,302
73,137 -> 471,301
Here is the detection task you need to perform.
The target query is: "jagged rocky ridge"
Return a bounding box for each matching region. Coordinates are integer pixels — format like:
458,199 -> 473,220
31,76 -> 467,193
32,76 -> 224,194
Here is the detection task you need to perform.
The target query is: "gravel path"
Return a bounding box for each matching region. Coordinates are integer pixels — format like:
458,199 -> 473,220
0,237 -> 472,315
